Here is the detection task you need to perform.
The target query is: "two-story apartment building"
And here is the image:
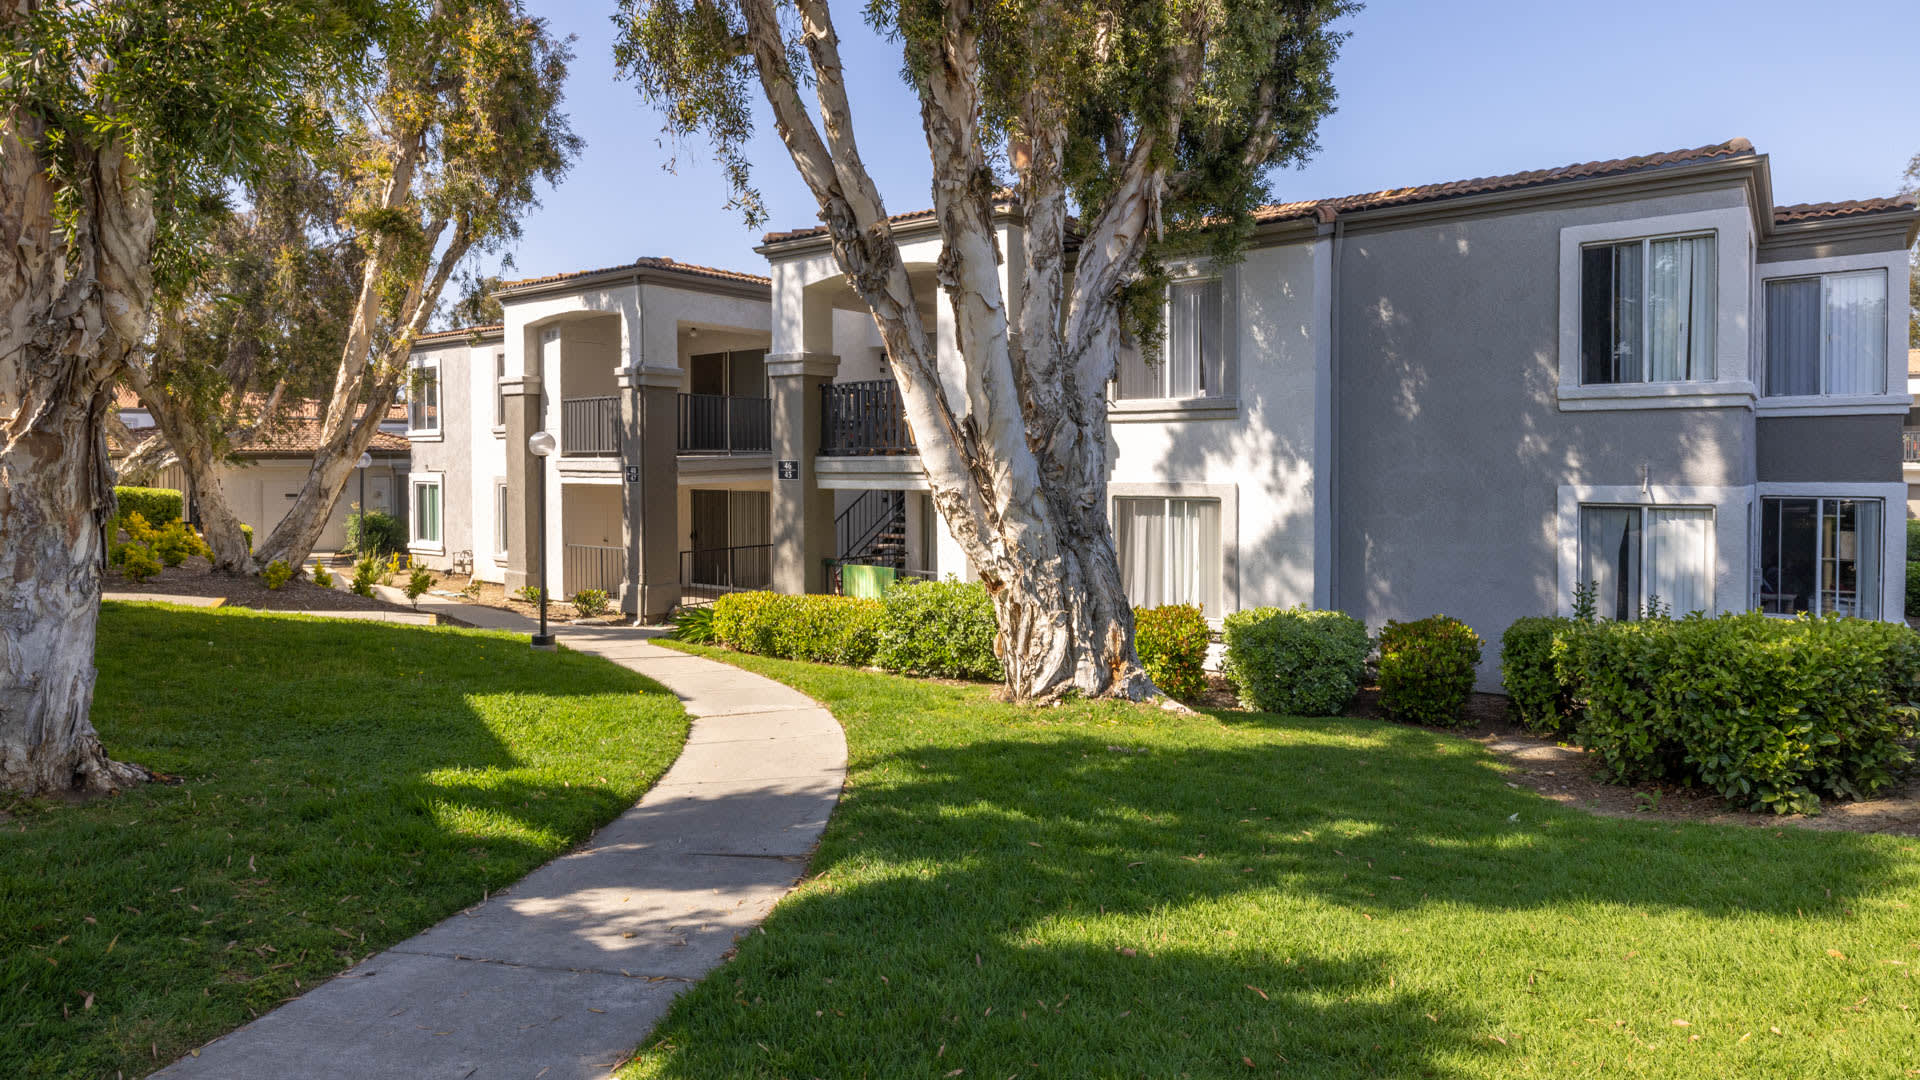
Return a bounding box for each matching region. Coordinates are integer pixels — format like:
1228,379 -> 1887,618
409,138 -> 1917,679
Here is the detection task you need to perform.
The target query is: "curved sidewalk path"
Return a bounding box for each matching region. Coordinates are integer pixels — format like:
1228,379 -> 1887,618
156,612 -> 845,1080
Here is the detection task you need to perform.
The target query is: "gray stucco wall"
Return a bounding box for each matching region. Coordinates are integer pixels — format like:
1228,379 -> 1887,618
1333,185 -> 1756,675
406,341 -> 475,571
1755,414 -> 1902,483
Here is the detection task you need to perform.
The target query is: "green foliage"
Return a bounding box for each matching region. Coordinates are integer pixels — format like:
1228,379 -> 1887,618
1376,616 -> 1484,728
346,509 -> 404,557
1907,559 -> 1920,620
1554,612 -> 1920,814
262,560 -> 294,590
119,542 -> 163,584
571,588 -> 611,618
118,511 -> 158,547
1220,607 -> 1368,716
711,592 -> 884,667
241,523 -> 254,552
1906,518 -> 1920,561
406,566 -> 434,604
874,580 -> 1003,681
114,486 -> 183,528
1133,604 -> 1210,702
669,604 -> 717,644
313,566 -> 335,590
1501,617 -> 1579,734
350,553 -> 381,599
514,585 -> 545,605
151,521 -> 197,567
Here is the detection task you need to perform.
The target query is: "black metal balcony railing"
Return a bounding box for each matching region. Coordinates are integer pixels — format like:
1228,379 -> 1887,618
1904,429 -> 1920,464
563,543 -> 624,598
677,393 -> 771,454
561,396 -> 620,456
678,544 -> 773,606
821,379 -> 915,456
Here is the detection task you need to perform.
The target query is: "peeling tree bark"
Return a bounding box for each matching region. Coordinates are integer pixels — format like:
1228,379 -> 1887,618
1,122 -> 153,795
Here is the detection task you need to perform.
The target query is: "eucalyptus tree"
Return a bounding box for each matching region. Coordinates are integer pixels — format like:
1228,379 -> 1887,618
0,0 -> 380,795
615,0 -> 1351,700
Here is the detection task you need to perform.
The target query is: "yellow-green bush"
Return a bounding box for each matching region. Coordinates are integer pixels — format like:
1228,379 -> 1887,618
1133,604 -> 1210,702
262,560 -> 293,590
1555,612 -> 1920,814
711,592 -> 883,666
874,579 -> 1002,681
1376,615 -> 1483,727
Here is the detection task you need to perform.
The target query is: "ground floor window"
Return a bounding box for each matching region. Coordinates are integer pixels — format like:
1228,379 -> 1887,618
1114,496 -> 1221,614
1758,496 -> 1881,618
1577,504 -> 1712,619
493,481 -> 509,557
411,476 -> 442,548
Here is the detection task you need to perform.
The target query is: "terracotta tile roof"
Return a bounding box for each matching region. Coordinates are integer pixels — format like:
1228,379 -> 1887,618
498,256 -> 768,292
1772,195 -> 1918,224
761,195 -> 1022,245
1252,139 -> 1760,224
414,323 -> 503,344
231,418 -> 409,455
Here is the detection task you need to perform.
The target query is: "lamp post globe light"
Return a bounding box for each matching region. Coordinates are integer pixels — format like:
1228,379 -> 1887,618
355,450 -> 372,529
527,431 -> 557,650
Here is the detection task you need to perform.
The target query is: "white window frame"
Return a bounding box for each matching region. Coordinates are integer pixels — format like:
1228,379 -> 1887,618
408,472 -> 444,554
1108,262 -> 1239,421
1107,481 -> 1239,619
492,349 -> 508,434
1754,250 -> 1908,417
406,356 -> 442,439
493,479 -> 510,561
1573,502 -> 1717,619
1751,482 -> 1904,621
1556,208 -> 1756,411
1556,484 -> 1748,617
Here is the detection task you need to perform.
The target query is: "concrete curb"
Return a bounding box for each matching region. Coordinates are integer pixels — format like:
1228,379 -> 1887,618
153,615 -> 845,1080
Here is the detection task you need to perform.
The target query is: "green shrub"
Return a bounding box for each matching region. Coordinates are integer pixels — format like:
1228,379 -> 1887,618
1906,560 -> 1920,620
151,521 -> 196,567
1134,604 -> 1210,702
406,566 -> 434,605
313,567 -> 335,590
1555,612 -> 1920,814
346,509 -> 403,557
1907,518 -> 1920,561
262,560 -> 293,590
1220,607 -> 1368,716
874,579 -> 1003,681
114,486 -> 182,528
350,553 -> 381,599
670,605 -> 716,644
119,543 -> 162,583
514,585 -> 544,605
571,588 -> 611,617
1376,615 -> 1484,727
119,511 -> 157,546
241,523 -> 253,552
1501,616 -> 1579,733
711,591 -> 884,666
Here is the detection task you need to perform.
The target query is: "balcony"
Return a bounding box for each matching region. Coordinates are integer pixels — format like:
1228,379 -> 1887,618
1905,429 -> 1920,464
821,379 -> 915,456
561,396 -> 619,457
678,393 -> 771,454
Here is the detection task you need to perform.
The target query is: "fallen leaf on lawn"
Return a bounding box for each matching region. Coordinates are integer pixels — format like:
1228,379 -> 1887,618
1117,947 -> 1137,958
82,992 -> 94,1010
1127,861 -> 1144,868
1770,1026 -> 1782,1034
1245,985 -> 1268,1000
1242,1056 -> 1255,1068
1027,842 -> 1042,848
1827,949 -> 1847,960
1672,1019 -> 1690,1027
1489,1035 -> 1507,1045
945,1070 -> 963,1077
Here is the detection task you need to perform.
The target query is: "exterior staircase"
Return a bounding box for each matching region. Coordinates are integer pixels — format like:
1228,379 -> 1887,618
835,489 -> 908,568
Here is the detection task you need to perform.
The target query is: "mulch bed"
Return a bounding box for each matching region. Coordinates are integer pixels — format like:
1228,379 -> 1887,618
106,557 -> 418,614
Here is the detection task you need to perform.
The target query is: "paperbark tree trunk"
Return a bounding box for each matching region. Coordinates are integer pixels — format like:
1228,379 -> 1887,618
1,130 -> 154,795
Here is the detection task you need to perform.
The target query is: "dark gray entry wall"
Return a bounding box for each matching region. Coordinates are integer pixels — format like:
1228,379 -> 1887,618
1332,184 -> 1756,665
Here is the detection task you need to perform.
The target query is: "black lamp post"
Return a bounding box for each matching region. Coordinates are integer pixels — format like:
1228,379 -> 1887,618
528,430 -> 557,649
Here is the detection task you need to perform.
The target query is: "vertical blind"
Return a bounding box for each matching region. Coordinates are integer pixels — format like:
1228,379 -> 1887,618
1115,497 -> 1221,614
1645,237 -> 1715,381
1765,270 -> 1886,396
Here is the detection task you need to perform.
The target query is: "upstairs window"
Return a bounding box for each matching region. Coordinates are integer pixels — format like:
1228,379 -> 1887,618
493,350 -> 507,429
1764,270 -> 1886,396
1115,278 -> 1225,400
408,361 -> 441,434
1580,235 -> 1716,384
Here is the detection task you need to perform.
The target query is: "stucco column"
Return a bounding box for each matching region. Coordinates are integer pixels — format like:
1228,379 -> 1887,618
618,363 -> 682,621
767,352 -> 839,594
500,374 -> 544,593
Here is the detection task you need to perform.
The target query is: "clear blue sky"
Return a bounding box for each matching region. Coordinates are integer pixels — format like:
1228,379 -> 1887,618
494,0 -> 1919,283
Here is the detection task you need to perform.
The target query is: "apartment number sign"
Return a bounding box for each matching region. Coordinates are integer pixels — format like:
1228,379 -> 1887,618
778,460 -> 800,481
624,466 -> 641,484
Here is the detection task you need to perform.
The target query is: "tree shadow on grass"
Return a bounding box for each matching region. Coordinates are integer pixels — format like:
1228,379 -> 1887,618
5,603 -> 688,1080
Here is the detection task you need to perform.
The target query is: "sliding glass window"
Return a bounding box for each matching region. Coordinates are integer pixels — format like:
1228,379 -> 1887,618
1758,497 -> 1881,618
1579,235 -> 1715,385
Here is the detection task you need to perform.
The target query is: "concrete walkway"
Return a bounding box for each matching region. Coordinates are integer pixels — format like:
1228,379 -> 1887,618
155,611 -> 845,1080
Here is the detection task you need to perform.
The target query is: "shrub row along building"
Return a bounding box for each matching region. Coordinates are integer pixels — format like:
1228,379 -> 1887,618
195,139 -> 1920,678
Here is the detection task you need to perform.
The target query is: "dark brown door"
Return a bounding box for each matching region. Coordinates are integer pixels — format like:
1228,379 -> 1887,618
689,489 -> 729,583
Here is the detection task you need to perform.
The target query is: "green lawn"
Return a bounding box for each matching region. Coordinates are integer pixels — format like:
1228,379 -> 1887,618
628,646 -> 1920,1080
2,603 -> 688,1079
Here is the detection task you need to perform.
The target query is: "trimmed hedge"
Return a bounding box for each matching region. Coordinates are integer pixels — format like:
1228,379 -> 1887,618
1134,604 -> 1210,702
712,592 -> 884,667
1554,612 -> 1920,814
1377,615 -> 1483,726
114,486 -> 182,527
1221,606 -> 1368,716
1907,560 -> 1920,620
1501,616 -> 1578,733
874,579 -> 1003,681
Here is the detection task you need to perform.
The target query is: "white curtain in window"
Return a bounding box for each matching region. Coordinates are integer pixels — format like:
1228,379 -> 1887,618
1646,508 -> 1712,615
1166,282 -> 1205,398
1823,270 -> 1886,395
1646,237 -> 1714,382
1113,334 -> 1161,401
1611,243 -> 1643,383
1165,499 -> 1221,614
1765,278 -> 1822,396
1579,506 -> 1640,620
1114,499 -> 1166,608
